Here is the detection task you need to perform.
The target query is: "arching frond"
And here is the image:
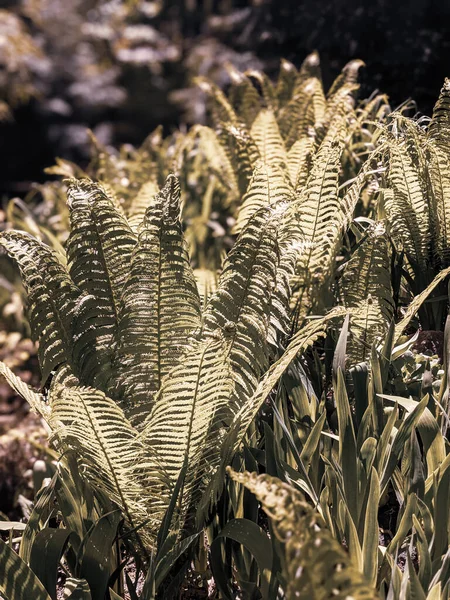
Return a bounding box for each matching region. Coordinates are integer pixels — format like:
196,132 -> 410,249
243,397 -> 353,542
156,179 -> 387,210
195,77 -> 239,128
49,383 -> 159,538
279,77 -> 325,148
228,469 -> 377,600
290,123 -> 346,321
114,175 -> 201,426
246,69 -> 278,112
203,203 -> 297,404
327,59 -> 365,99
426,141 -> 450,266
386,140 -> 430,267
428,78 -> 450,154
276,59 -> 298,108
0,231 -> 78,384
225,63 -> 261,126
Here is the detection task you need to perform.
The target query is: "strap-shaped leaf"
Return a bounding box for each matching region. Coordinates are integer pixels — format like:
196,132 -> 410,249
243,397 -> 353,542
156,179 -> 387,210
227,469 -> 377,600
114,175 -> 201,425
66,179 -> 138,387
0,231 -> 78,384
233,161 -> 294,234
0,538 -> 52,600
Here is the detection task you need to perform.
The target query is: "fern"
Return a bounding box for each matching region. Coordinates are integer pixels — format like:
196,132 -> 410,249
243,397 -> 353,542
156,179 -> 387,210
114,175 -> 201,425
228,468 -> 377,600
340,223 -> 394,363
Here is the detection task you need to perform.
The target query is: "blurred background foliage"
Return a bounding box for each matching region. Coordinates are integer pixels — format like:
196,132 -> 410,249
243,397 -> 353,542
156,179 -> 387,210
2,0 -> 450,198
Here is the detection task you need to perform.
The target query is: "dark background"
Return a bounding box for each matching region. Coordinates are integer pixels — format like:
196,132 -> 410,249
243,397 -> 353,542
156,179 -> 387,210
1,0 -> 450,197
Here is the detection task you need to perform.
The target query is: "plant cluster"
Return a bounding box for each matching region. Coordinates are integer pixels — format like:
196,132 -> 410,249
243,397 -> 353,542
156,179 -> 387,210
0,54 -> 450,599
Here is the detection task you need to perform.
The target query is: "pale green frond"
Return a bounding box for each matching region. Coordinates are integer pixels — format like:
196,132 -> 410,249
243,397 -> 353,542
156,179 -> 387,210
394,265 -> 450,344
141,332 -> 234,527
428,78 -> 450,154
250,108 -> 288,168
426,141 -> 450,266
315,83 -> 358,145
233,161 -> 294,234
245,69 -> 278,112
126,180 -> 159,233
195,76 -> 239,128
0,360 -> 50,419
287,135 -> 315,190
66,179 -> 138,387
386,140 -> 430,266
289,124 -> 346,320
49,383 -> 160,538
228,469 -> 377,600
0,230 -> 78,384
279,77 -> 325,148
225,63 -> 261,126
221,124 -> 261,195
276,58 -> 298,108
188,125 -> 239,203
114,175 -> 201,426
295,51 -> 322,86
194,268 -> 218,310
230,307 -> 346,444
327,59 -> 365,99
340,223 -> 394,363
203,203 -> 297,404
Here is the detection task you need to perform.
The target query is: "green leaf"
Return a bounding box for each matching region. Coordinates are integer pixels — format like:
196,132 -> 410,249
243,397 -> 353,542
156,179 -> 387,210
210,518 -> 273,600
0,537 -> 52,600
30,528 -> 77,600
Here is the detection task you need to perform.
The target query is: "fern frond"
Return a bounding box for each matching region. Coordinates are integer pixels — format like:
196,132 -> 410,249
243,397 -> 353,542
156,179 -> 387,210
126,180 -> 160,233
286,135 -> 315,190
276,59 -> 298,108
203,203 -> 296,404
250,109 -> 287,168
114,175 -> 201,426
194,268 -> 218,309
246,69 -> 278,112
227,469 -> 377,600
426,141 -> 450,266
428,78 -> 450,154
386,140 -> 430,267
327,59 -> 365,99
66,179 -> 138,386
141,332 -> 234,527
279,77 -> 325,148
49,383 -> 160,540
0,231 -> 78,384
225,63 -> 261,126
195,77 -> 239,128
0,360 -> 49,419
296,51 -> 322,85
289,124 -> 346,321
340,223 -> 394,363
233,161 -> 294,234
